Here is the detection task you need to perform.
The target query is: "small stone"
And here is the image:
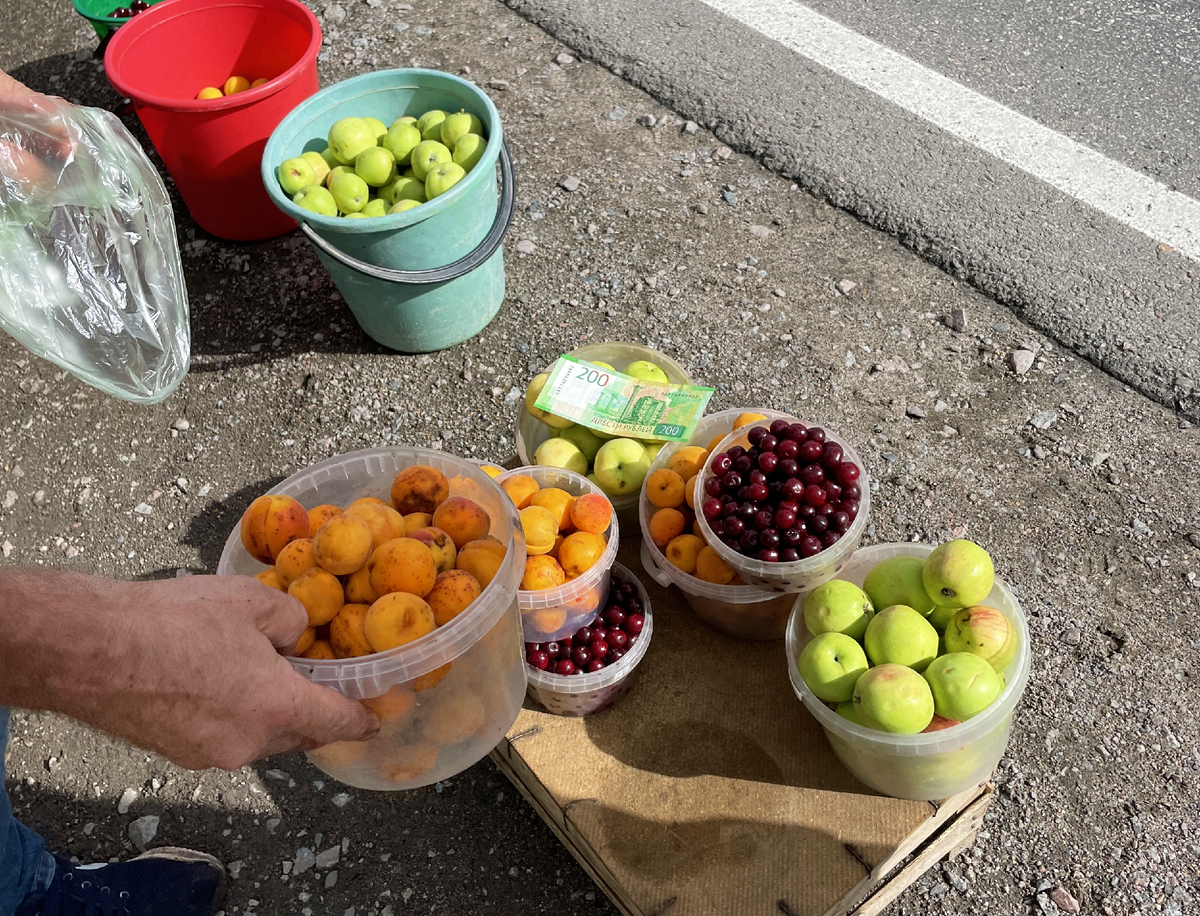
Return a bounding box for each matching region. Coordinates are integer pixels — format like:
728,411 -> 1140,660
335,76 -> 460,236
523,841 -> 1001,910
128,815 -> 159,851
773,288 -> 786,298
172,418 -> 190,431
265,769 -> 290,781
331,793 -> 352,808
266,818 -> 281,835
323,3 -> 346,22
714,146 -> 731,159
2,541 -> 12,558
559,175 -> 581,192
197,484 -> 212,498
487,79 -> 509,91
636,114 -> 657,128
32,490 -> 45,505
176,477 -> 188,492
1029,409 -> 1058,430
1033,445 -> 1049,459
555,52 -> 574,65
844,351 -> 856,368
835,279 -> 857,296
228,860 -> 245,879
2,490 -> 16,509
393,21 -> 408,30
515,240 -> 536,254
694,202 -> 709,215
1064,628 -> 1082,645
945,307 -> 968,333
10,465 -> 23,479
293,848 -> 315,875
608,106 -> 626,120
749,225 -> 771,239
1131,518 -> 1151,536
134,502 -> 153,516
1011,349 -> 1036,375
117,788 -> 138,814
325,870 -> 338,889
316,846 -> 341,869
906,405 -> 926,419
1187,532 -> 1200,548
1048,884 -> 1079,909
721,190 -> 737,205
928,882 -> 948,897
83,823 -> 95,836
683,120 -> 699,135
934,400 -> 948,412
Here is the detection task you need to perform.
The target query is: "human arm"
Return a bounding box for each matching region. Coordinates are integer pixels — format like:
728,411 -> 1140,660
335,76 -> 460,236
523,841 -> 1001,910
0,570 -> 378,770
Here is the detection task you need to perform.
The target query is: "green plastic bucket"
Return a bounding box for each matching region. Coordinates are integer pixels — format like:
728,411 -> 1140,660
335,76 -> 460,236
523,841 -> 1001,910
261,69 -> 514,353
72,0 -> 163,40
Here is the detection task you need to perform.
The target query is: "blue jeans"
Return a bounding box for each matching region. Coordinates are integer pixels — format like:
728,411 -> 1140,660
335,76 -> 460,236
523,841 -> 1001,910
0,708 -> 55,916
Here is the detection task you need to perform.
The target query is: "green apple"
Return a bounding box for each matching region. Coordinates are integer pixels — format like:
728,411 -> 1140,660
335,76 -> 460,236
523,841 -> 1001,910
863,556 -> 935,618
863,605 -> 940,671
390,115 -> 418,127
803,579 -> 875,640
354,146 -> 396,187
836,701 -> 865,726
624,360 -> 669,383
451,132 -> 486,172
852,664 -> 935,734
299,150 -> 330,187
591,361 -> 617,371
277,157 -> 317,196
388,199 -> 422,214
325,165 -> 351,189
797,632 -> 869,703
923,652 -> 1004,721
943,605 -> 1018,675
344,212 -> 369,219
425,162 -> 467,199
923,715 -> 961,733
923,539 -> 995,610
558,425 -> 604,463
410,140 -> 452,182
329,171 -> 370,214
319,147 -> 340,171
524,372 -> 575,429
363,116 -> 388,142
292,184 -> 337,217
382,121 -> 422,165
327,117 -> 377,165
593,439 -> 651,497
441,109 -> 483,148
384,175 -> 426,205
417,109 -> 447,141
587,473 -> 602,488
534,438 -> 588,475
361,198 -> 388,217
643,441 -> 665,463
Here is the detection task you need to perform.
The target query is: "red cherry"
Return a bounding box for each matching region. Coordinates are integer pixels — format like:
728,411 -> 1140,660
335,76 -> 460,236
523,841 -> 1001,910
554,659 -> 577,676
526,651 -> 550,671
624,614 -> 644,636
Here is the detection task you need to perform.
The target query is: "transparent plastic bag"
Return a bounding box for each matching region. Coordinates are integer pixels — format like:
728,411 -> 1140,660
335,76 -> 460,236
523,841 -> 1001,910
0,94 -> 189,403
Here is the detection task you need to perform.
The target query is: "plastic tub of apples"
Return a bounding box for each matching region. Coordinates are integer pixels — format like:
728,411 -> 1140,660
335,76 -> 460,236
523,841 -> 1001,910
785,542 -> 1031,800
495,466 -> 619,643
692,413 -> 871,594
524,563 -> 653,717
639,407 -> 805,641
514,341 -> 695,533
217,448 -> 527,791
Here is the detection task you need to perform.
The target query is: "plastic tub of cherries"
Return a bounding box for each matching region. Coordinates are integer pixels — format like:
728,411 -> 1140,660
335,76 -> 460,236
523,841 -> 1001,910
523,563 -> 653,717
693,414 -> 871,593
74,0 -> 156,40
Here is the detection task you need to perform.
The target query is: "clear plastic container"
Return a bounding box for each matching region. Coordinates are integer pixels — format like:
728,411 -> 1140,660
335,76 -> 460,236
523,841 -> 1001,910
785,543 -> 1032,800
693,412 -> 871,594
639,407 -> 800,640
495,465 -> 619,643
524,563 -> 653,717
514,341 -> 695,533
216,447 -> 527,791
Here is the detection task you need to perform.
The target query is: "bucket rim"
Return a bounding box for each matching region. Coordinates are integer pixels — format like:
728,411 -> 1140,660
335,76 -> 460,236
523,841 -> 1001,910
103,0 -> 322,113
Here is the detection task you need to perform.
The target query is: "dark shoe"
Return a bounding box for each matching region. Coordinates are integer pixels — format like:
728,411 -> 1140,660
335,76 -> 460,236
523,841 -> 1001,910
16,847 -> 226,916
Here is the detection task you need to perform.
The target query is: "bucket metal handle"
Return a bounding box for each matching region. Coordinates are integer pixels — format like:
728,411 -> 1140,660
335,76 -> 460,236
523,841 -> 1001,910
299,139 -> 516,286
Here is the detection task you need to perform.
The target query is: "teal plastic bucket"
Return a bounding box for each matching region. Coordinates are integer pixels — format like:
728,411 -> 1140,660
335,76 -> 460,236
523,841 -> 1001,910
261,69 -> 515,352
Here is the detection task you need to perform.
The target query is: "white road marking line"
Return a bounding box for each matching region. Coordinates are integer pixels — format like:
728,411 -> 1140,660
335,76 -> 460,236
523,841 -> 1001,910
699,0 -> 1200,262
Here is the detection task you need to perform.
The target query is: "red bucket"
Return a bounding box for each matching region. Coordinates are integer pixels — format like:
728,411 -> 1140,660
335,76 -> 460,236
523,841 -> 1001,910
104,0 -> 321,241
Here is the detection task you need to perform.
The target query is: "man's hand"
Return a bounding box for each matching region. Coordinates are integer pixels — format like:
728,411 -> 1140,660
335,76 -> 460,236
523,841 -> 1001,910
0,571 -> 379,770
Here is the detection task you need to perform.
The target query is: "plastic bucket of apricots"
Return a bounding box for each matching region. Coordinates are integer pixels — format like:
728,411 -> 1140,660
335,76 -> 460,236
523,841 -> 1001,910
494,466 -> 619,643
515,341 -> 694,533
692,411 -> 872,594
217,448 -> 527,791
639,408 -> 801,641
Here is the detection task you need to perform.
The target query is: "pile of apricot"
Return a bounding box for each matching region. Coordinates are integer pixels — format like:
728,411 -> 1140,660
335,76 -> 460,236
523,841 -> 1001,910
499,477 -> 614,588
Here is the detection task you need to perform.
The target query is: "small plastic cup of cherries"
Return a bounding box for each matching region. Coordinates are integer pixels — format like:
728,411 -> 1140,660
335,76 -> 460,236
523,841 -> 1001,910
692,414 -> 871,594
107,0 -> 151,18
523,563 -> 653,717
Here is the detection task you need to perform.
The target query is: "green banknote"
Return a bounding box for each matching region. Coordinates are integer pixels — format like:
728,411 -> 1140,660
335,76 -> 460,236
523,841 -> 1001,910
533,356 -> 714,441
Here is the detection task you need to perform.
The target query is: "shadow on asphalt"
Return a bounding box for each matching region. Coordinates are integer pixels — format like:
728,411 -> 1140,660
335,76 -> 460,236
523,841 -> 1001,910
181,476 -> 287,573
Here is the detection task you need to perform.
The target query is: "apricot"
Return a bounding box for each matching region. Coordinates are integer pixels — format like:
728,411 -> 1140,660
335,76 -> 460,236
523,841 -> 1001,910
312,514 -> 374,576
522,555 -> 567,591
480,464 -> 505,478
570,493 -> 613,535
422,693 -> 485,745
455,537 -> 508,589
240,494 -> 309,563
403,512 -> 433,534
391,464 -> 450,515
378,741 -> 439,782
329,603 -> 373,658
670,446 -> 710,482
290,625 -> 317,656
684,474 -> 699,509
707,433 -> 727,453
558,531 -> 607,579
308,503 -> 343,537
309,739 -> 366,769
360,684 -> 416,721
646,468 -> 686,509
666,534 -> 705,574
530,608 -> 568,633
734,412 -> 768,429
346,499 -> 407,549
695,546 -> 736,584
426,569 -> 482,626
364,592 -> 436,652
501,474 -> 540,510
692,519 -> 708,543
432,496 -> 492,549
548,534 -> 565,560
301,638 -> 336,660
344,566 -> 379,605
288,567 -> 344,626
367,537 -> 437,598
275,537 -> 317,589
254,567 -> 286,592
530,488 -> 575,532
411,662 -> 452,692
648,507 -> 686,547
409,526 -> 457,573
520,506 -> 559,556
